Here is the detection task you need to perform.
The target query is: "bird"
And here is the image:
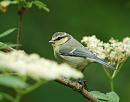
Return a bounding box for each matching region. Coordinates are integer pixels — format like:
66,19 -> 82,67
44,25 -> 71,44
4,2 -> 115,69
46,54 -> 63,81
49,32 -> 115,72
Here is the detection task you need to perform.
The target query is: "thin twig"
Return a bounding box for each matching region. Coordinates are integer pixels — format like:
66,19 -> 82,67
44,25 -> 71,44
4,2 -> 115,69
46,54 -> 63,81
16,12 -> 22,49
55,78 -> 99,102
16,7 -> 26,49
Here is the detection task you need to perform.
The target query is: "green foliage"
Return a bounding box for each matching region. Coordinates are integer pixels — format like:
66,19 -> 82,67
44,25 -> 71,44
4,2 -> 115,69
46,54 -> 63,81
25,0 -> 50,12
107,92 -> 120,102
0,28 -> 18,50
0,75 -> 28,89
0,42 -> 18,49
90,91 -> 108,101
0,0 -> 127,102
0,28 -> 48,102
90,91 -> 119,102
0,0 -> 50,100
0,28 -> 16,38
0,0 -> 49,12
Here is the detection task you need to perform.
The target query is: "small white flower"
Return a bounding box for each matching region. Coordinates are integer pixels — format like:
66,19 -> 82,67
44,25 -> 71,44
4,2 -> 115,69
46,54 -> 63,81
123,37 -> 130,55
0,50 -> 83,80
82,35 -> 105,59
81,35 -> 130,64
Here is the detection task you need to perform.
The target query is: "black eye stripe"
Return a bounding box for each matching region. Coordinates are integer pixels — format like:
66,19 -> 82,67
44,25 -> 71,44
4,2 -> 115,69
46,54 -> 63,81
54,36 -> 66,41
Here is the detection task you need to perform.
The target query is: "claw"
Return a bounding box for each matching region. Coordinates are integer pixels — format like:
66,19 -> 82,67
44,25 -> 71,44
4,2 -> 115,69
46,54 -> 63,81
78,79 -> 88,89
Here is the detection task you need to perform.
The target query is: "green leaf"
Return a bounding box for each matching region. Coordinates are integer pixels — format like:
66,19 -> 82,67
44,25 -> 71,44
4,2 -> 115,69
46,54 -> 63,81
106,91 -> 119,102
0,42 -> 11,50
0,75 -> 28,89
90,91 -> 120,102
0,42 -> 18,50
32,0 -> 50,12
10,0 -> 19,4
0,28 -> 16,38
24,0 -> 49,12
25,1 -> 33,8
90,91 -> 108,101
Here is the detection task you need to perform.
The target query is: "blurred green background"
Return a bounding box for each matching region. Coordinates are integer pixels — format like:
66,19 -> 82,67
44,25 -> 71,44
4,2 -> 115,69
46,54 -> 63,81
0,0 -> 130,102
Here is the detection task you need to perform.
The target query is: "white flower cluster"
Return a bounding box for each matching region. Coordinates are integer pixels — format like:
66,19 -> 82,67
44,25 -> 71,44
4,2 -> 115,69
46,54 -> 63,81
81,35 -> 130,64
0,50 -> 83,80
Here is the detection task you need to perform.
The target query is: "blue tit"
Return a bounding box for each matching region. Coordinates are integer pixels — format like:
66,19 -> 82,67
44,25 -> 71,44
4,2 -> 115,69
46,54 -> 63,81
49,32 -> 115,72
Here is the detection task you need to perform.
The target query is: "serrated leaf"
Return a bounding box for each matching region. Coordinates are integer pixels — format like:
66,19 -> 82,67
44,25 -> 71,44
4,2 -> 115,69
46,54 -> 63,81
106,91 -> 119,102
0,28 -> 16,38
33,0 -> 50,12
0,75 -> 28,89
90,91 -> 108,101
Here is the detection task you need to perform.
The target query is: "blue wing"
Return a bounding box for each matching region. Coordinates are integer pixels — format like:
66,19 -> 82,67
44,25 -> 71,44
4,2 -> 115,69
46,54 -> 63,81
60,47 -> 115,70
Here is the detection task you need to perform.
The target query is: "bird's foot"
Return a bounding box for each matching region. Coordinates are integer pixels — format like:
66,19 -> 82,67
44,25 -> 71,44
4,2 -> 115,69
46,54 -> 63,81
77,79 -> 88,89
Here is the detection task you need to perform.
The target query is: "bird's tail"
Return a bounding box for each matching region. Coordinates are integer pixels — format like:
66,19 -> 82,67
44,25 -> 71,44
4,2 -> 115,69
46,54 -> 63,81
89,57 -> 115,70
95,58 -> 115,70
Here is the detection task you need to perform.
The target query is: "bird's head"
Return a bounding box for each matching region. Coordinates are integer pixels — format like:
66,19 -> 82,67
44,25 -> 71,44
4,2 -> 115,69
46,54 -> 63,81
49,32 -> 71,47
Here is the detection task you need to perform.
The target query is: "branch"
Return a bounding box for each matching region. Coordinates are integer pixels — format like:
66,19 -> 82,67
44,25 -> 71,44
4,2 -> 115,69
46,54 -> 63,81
55,78 -> 99,102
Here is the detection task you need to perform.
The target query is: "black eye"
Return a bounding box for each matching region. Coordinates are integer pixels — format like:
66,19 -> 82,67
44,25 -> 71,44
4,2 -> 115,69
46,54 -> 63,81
54,36 -> 64,41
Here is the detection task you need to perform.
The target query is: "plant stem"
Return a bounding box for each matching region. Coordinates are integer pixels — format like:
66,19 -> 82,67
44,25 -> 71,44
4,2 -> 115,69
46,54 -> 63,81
22,80 -> 46,94
110,61 -> 121,91
103,67 -> 114,91
16,11 -> 22,49
16,6 -> 26,49
110,78 -> 114,91
112,62 -> 120,79
0,92 -> 15,102
103,67 -> 112,79
13,81 -> 46,102
14,93 -> 22,102
104,61 -> 121,91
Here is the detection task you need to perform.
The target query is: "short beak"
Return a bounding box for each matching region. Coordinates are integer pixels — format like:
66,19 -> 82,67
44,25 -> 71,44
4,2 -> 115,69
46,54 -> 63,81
49,40 -> 54,44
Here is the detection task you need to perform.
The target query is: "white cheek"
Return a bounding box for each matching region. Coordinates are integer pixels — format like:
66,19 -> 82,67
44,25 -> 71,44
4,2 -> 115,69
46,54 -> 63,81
61,37 -> 68,43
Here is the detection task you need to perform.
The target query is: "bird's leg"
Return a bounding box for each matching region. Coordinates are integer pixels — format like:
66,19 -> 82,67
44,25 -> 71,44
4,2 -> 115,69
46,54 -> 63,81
77,79 -> 88,89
